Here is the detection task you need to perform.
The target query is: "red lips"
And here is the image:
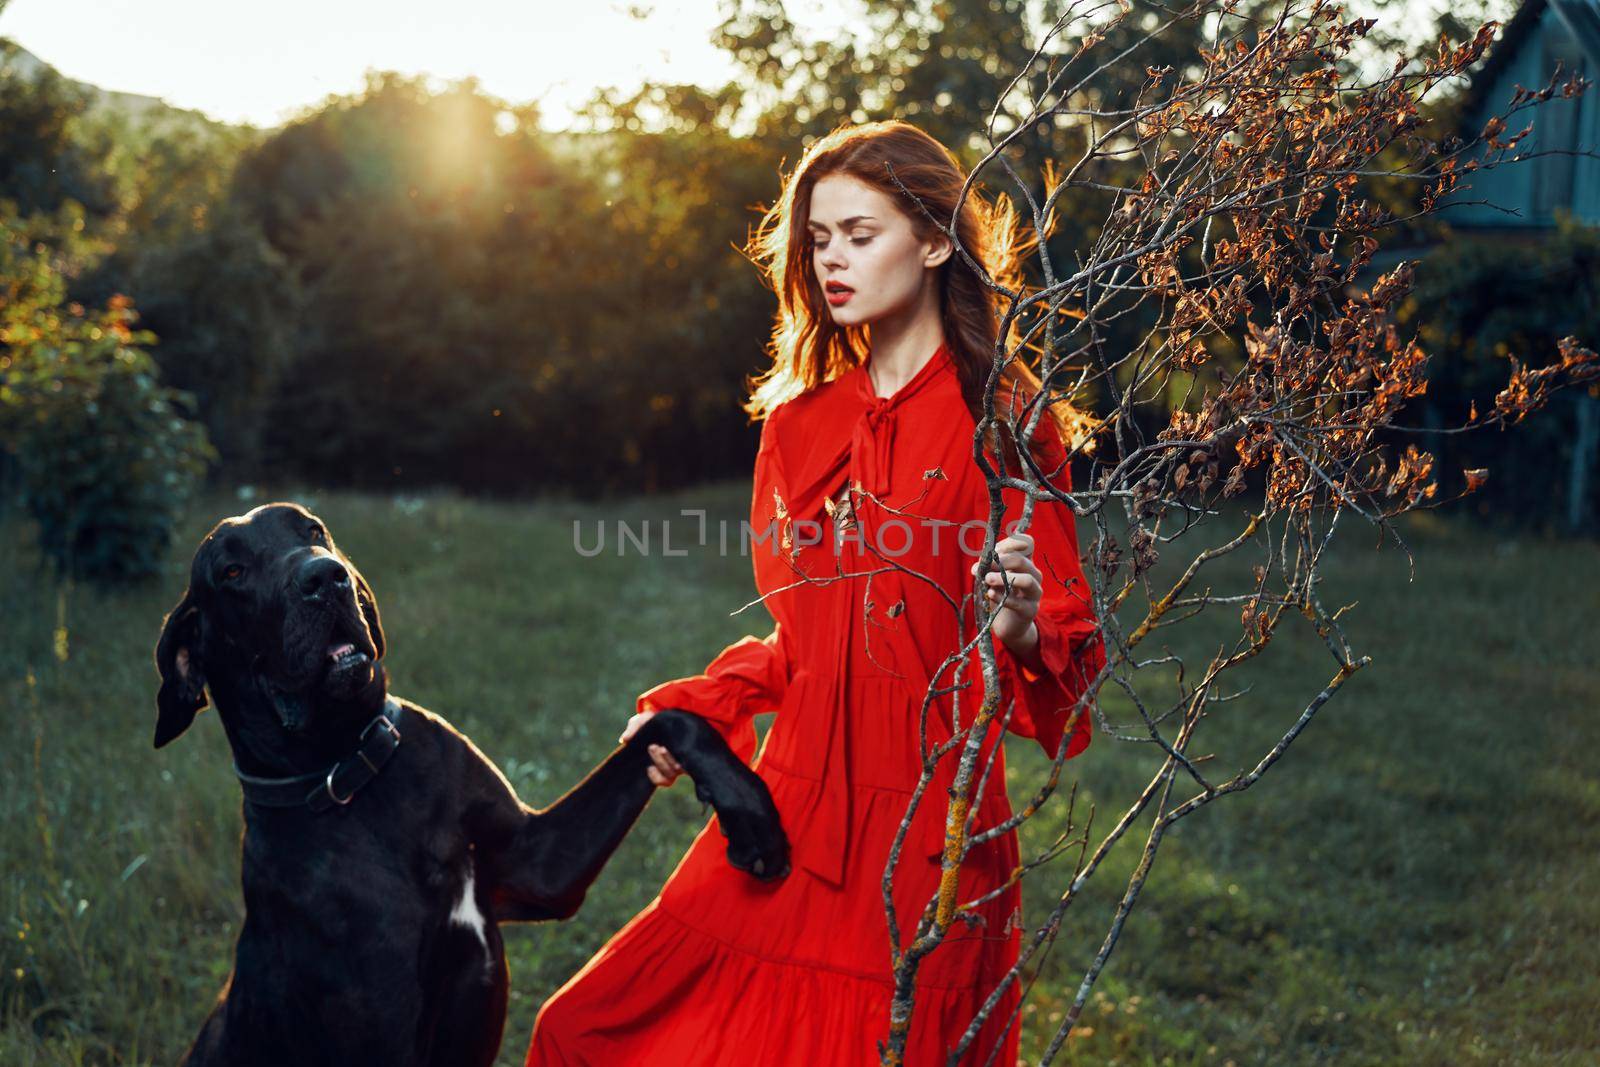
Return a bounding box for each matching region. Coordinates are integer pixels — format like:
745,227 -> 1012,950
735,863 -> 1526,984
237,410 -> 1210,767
825,279 -> 854,305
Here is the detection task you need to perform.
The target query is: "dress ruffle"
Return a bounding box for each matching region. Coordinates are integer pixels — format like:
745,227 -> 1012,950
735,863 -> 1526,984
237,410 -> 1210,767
527,753 -> 1027,1067
528,899 -> 1023,1066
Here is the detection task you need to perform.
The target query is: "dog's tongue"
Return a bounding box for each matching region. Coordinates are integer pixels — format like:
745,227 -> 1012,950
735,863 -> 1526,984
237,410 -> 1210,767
327,642 -> 356,662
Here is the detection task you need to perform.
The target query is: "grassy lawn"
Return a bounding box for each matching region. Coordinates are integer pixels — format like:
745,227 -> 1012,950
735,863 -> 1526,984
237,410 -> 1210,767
2,482 -> 1597,1065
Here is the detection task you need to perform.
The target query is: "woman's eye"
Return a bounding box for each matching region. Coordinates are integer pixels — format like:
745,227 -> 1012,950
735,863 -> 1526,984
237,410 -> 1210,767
811,235 -> 871,249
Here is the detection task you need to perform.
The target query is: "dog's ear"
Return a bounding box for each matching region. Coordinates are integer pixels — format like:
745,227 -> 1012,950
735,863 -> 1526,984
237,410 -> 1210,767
355,571 -> 385,661
154,593 -> 208,748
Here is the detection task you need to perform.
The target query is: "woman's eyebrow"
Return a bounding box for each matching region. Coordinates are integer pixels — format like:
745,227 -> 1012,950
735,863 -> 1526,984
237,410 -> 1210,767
807,215 -> 878,229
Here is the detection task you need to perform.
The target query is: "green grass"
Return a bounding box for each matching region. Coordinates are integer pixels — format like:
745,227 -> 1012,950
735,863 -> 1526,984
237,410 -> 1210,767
2,484 -> 1597,1065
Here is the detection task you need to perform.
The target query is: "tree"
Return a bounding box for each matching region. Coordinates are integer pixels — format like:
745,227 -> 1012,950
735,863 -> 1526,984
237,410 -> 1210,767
0,211 -> 214,583
0,39 -> 119,223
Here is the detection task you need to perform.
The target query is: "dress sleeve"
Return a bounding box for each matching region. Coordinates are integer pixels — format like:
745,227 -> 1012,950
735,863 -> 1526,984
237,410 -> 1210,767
994,413 -> 1106,762
635,623 -> 793,764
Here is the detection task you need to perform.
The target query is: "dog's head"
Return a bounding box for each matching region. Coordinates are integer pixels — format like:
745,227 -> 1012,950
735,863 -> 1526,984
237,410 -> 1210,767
153,502 -> 387,757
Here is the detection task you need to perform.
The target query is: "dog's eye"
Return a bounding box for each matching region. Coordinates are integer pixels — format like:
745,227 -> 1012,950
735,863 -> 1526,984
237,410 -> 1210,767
223,563 -> 244,581
306,525 -> 323,542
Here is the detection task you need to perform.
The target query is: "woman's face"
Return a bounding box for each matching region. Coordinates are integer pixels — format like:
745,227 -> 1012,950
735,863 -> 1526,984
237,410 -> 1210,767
805,172 -> 950,328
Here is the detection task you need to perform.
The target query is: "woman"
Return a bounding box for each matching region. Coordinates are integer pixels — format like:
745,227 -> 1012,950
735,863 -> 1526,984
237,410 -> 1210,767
526,120 -> 1105,1065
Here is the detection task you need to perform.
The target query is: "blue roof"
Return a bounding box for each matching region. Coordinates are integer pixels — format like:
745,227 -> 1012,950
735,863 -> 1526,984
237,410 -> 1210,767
1461,0 -> 1600,125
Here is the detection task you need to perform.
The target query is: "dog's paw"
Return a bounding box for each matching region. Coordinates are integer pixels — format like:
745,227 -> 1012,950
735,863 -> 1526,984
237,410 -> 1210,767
713,773 -> 790,883
723,820 -> 791,882
645,709 -> 791,881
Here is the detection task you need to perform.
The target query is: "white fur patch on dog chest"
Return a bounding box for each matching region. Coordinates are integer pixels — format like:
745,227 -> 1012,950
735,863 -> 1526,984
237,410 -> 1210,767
450,871 -> 488,950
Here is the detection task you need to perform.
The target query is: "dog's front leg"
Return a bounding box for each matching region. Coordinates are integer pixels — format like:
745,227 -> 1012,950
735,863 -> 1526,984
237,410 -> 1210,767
468,710 -> 789,922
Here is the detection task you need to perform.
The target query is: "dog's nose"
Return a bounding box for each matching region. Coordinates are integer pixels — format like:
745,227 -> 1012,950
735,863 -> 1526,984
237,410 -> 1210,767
297,555 -> 352,603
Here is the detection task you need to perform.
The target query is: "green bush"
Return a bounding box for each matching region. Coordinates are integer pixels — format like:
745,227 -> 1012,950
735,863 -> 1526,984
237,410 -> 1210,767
0,217 -> 214,583
1398,215 -> 1600,533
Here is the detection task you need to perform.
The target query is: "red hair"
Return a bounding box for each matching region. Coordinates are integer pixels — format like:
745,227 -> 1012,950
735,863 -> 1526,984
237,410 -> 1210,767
742,119 -> 1087,467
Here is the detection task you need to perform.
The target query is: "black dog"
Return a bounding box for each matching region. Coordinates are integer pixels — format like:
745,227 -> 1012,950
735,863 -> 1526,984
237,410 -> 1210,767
154,501 -> 788,1066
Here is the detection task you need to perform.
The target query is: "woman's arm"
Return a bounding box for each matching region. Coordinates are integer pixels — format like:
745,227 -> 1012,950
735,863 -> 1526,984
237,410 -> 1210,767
976,419 -> 1106,761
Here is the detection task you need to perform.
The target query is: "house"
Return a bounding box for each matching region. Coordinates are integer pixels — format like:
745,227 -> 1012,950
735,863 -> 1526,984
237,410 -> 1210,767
1445,0 -> 1600,229
1385,2 -> 1600,535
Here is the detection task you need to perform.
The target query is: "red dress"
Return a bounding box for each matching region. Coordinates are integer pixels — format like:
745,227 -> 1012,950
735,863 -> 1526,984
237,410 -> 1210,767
526,342 -> 1105,1065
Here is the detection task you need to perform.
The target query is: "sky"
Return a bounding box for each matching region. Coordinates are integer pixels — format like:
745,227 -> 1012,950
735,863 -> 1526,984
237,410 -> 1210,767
0,0 -> 853,130
0,0 -> 1470,132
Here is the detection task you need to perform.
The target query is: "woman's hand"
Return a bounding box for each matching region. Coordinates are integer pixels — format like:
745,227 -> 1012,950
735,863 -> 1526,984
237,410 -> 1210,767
620,711 -> 685,787
971,532 -> 1043,653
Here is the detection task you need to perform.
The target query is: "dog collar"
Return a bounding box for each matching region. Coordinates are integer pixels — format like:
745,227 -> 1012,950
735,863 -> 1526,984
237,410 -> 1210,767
233,697 -> 406,813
